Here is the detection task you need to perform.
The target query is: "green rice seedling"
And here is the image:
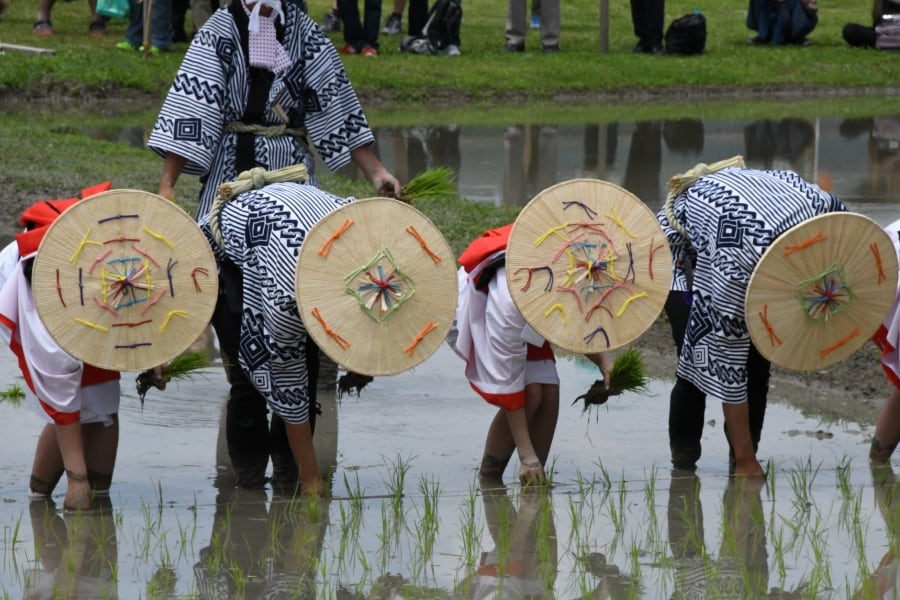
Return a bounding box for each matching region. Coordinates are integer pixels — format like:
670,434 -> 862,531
836,455 -> 853,501
765,458 -> 777,500
573,347 -> 649,413
457,483 -> 481,570
417,475 -> 441,536
771,522 -> 787,581
595,460 -> 612,491
381,453 -> 415,520
0,383 -> 24,406
135,350 -> 211,406
787,457 -> 821,514
342,471 -> 366,517
394,167 -> 457,204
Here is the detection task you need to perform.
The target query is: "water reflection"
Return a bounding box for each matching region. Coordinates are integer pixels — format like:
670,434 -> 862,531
25,497 -> 119,599
860,464 -> 900,599
76,114 -> 900,222
456,482 -> 557,598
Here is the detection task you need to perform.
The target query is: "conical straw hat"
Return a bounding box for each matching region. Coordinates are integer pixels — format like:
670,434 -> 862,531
506,178 -> 673,354
31,189 -> 219,372
746,212 -> 898,371
295,197 -> 458,376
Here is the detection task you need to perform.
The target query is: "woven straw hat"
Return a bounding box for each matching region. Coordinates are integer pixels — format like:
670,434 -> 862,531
31,189 -> 219,372
295,197 -> 458,376
505,178 -> 673,354
746,212 -> 898,371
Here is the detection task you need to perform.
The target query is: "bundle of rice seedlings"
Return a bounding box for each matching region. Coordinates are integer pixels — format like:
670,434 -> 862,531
380,167 -> 457,204
573,347 -> 649,413
135,350 -> 211,407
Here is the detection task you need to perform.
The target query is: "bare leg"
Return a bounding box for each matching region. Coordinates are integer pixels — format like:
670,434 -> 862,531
529,383 -> 559,465
480,409 -> 515,479
83,416 -> 119,493
31,424 -> 64,496
55,423 -> 92,511
505,407 -> 543,485
871,387 -> 900,462
722,402 -> 764,479
36,0 -> 54,22
285,421 -> 324,496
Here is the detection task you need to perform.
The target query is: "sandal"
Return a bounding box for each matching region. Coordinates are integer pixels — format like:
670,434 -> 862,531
33,19 -> 55,35
89,18 -> 107,36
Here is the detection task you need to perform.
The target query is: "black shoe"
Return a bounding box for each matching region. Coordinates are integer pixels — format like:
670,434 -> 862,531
632,42 -> 647,53
650,44 -> 663,55
747,35 -> 766,45
542,44 -> 559,53
505,42 -> 525,52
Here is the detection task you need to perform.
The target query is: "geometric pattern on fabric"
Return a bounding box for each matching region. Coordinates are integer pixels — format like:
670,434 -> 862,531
200,182 -> 352,424
147,3 -> 374,220
658,167 -> 847,403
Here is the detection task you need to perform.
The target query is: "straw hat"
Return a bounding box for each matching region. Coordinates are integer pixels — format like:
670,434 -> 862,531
31,189 -> 219,372
745,212 -> 898,371
295,197 -> 458,376
505,178 -> 673,354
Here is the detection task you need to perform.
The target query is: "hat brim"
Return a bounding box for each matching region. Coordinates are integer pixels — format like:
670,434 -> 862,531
295,197 -> 458,376
506,179 -> 673,353
32,189 -> 219,372
746,212 -> 898,371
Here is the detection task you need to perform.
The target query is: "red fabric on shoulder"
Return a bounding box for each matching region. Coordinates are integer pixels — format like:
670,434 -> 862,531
458,224 -> 514,273
15,182 -> 112,257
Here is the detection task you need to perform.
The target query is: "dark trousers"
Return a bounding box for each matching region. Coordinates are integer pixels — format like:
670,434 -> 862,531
407,0 -> 428,37
665,290 -> 770,470
211,262 -> 320,486
339,0 -> 382,50
630,0 -> 665,49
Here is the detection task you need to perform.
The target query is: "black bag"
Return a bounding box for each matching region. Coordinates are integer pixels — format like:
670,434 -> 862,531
665,11 -> 707,55
421,0 -> 462,51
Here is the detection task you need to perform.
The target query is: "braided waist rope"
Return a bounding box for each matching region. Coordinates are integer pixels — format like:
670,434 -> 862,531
209,164 -> 310,250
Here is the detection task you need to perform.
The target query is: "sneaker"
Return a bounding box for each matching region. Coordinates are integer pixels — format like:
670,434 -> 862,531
542,44 -> 559,53
320,9 -> 341,33
381,12 -> 402,35
360,45 -> 379,57
33,19 -> 55,35
115,40 -> 138,51
505,41 -> 525,52
445,43 -> 461,56
530,14 -> 540,28
139,44 -> 161,55
337,43 -> 358,54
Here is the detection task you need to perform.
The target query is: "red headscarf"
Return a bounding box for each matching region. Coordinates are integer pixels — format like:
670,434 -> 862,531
15,182 -> 112,257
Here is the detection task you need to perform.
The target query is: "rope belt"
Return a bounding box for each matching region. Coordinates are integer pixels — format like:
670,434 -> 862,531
223,121 -> 309,140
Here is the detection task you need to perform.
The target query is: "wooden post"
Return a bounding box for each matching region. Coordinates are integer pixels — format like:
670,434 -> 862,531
142,0 -> 154,57
599,0 -> 609,53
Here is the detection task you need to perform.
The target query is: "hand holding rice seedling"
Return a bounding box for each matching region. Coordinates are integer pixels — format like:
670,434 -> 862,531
380,167 -> 457,204
135,350 -> 211,407
574,347 -> 649,412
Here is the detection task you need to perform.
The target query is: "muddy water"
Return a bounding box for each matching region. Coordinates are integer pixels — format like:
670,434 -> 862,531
0,341 -> 893,599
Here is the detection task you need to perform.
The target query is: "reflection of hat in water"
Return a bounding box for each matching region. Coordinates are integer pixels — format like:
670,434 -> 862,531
746,212 -> 898,371
295,197 -> 458,376
31,189 -> 219,372
505,178 -> 673,353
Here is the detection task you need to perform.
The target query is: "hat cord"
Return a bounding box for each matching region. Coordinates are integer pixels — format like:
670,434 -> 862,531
209,164 -> 309,250
662,155 -> 746,243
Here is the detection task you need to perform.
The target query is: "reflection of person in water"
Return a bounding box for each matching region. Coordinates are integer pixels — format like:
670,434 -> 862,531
456,482 -> 558,598
662,118 -> 705,160
504,125 -> 560,206
581,123 -> 618,179
839,116 -> 900,199
857,464 -> 900,598
743,118 -> 816,172
192,445 -> 333,597
25,498 -> 118,599
623,120 -> 662,211
667,473 -> 769,598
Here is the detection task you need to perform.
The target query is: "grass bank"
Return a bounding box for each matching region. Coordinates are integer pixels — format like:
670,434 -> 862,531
1,0 -> 899,105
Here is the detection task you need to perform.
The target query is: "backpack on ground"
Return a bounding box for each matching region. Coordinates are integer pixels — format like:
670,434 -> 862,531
401,0 -> 462,55
665,11 -> 707,55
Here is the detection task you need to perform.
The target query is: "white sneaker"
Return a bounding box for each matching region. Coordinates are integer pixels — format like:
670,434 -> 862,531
445,44 -> 461,56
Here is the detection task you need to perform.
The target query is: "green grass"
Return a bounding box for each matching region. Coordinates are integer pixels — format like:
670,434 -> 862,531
1,0 -> 899,104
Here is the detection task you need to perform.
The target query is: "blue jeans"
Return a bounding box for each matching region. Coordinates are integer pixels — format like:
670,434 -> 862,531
124,0 -> 173,49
